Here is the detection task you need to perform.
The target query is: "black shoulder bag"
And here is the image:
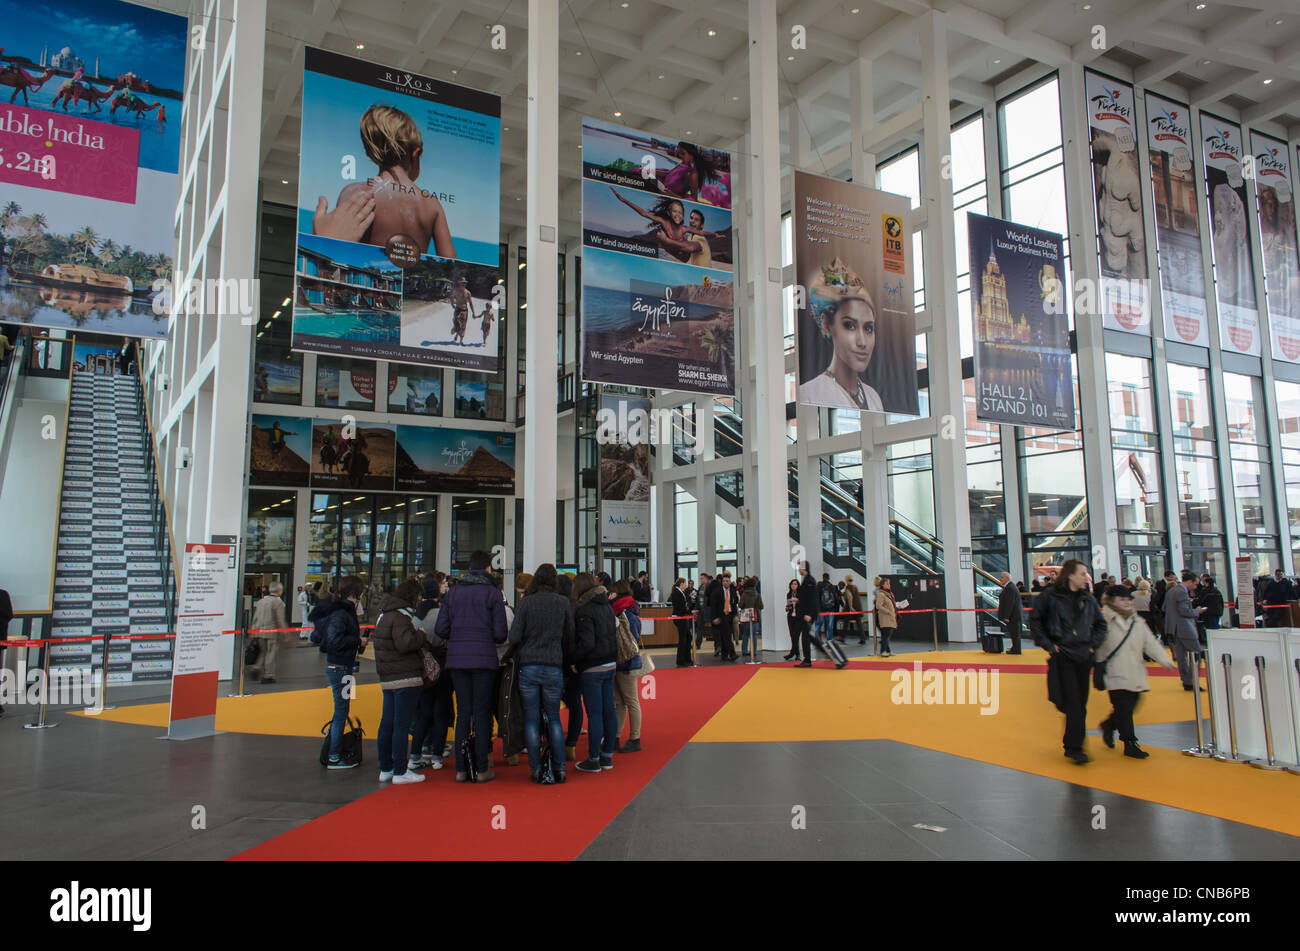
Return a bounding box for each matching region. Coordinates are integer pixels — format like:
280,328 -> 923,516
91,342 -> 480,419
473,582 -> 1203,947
1092,618 -> 1136,691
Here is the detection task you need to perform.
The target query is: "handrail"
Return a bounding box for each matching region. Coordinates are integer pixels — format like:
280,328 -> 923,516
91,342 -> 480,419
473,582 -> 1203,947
890,544 -> 935,575
133,343 -> 182,619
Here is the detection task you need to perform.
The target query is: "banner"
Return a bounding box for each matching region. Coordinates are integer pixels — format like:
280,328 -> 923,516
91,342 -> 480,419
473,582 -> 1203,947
1201,114 -> 1260,355
394,425 -> 514,494
169,543 -> 234,739
598,393 -> 651,545
967,212 -> 1074,429
793,170 -> 917,415
1085,71 -> 1150,334
1145,93 -> 1209,347
0,0 -> 186,337
1250,131 -> 1300,363
580,118 -> 735,396
291,48 -> 501,372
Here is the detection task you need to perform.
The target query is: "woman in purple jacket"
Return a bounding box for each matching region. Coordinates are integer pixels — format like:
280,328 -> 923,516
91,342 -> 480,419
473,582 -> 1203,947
433,550 -> 508,782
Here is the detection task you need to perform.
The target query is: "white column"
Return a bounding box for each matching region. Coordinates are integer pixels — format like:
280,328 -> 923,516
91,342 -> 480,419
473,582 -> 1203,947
522,0 -> 559,571
437,493 -> 454,571
748,0 -> 792,640
919,11 -> 976,640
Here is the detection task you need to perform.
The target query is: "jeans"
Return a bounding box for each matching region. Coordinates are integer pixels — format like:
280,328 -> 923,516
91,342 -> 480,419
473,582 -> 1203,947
815,614 -> 833,644
378,685 -> 421,775
579,667 -> 618,762
879,624 -> 894,654
325,664 -> 351,759
415,674 -> 454,758
563,672 -> 583,745
518,664 -> 566,776
451,668 -> 496,772
738,621 -> 754,657
614,669 -> 642,740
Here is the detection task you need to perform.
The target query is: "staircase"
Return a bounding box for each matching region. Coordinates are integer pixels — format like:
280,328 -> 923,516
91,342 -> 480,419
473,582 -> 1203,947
50,372 -> 174,683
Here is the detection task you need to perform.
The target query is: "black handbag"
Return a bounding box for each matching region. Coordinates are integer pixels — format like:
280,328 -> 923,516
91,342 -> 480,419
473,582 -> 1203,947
1092,618 -> 1136,691
244,638 -> 262,665
319,716 -> 364,766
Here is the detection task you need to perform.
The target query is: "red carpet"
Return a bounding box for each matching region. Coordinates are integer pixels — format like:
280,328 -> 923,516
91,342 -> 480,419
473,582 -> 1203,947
231,664 -> 759,861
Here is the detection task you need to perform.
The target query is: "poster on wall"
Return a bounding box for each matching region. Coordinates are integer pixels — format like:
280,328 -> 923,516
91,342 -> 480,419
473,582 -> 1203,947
291,47 -> 501,372
309,419 -> 396,490
1201,114 -> 1260,355
0,0 -> 186,337
793,170 -> 918,416
394,425 -> 515,494
249,415 -> 312,487
1085,71 -> 1150,335
598,393 -> 651,545
967,213 -> 1074,430
1250,131 -> 1300,363
579,118 -> 735,396
1145,93 -> 1209,347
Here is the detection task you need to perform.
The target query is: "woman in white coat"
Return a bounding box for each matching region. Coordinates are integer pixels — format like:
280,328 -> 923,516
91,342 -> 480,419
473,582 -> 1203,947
1097,585 -> 1177,759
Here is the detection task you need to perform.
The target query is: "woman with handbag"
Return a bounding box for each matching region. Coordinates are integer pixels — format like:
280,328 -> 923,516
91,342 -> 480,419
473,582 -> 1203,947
372,578 -> 429,784
738,578 -> 763,662
507,564 -> 573,783
874,576 -> 904,658
1097,585 -> 1177,759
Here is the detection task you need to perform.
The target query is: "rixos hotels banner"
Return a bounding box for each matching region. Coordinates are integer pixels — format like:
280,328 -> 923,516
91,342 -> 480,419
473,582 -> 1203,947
1250,131 -> 1300,363
1201,114 -> 1261,356
0,0 -> 186,337
579,118 -> 736,396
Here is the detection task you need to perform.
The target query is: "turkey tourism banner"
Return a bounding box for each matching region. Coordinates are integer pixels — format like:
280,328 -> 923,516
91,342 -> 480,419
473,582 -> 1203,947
580,118 -> 735,396
394,425 -> 515,495
1201,114 -> 1261,355
292,48 -> 501,372
598,393 -> 651,546
1250,131 -> 1300,363
793,170 -> 917,416
967,212 -> 1074,430
0,0 -> 186,338
1145,93 -> 1209,347
1085,71 -> 1150,335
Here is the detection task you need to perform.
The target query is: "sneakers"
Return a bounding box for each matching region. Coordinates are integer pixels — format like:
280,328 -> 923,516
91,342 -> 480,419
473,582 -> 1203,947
599,755 -> 614,770
620,737 -> 642,753
392,770 -> 426,784
428,757 -> 445,770
575,759 -> 602,773
327,759 -> 357,770
407,757 -> 426,772
379,770 -> 394,782
1123,741 -> 1149,759
1064,750 -> 1090,764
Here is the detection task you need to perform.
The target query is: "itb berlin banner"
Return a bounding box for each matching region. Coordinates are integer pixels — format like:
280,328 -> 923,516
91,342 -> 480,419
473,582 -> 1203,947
793,170 -> 917,416
1202,114 -> 1261,355
598,393 -> 651,546
1085,71 -> 1150,334
292,48 -> 502,372
1145,93 -> 1209,347
967,212 -> 1074,430
1250,131 -> 1300,363
579,118 -> 735,396
0,0 -> 186,337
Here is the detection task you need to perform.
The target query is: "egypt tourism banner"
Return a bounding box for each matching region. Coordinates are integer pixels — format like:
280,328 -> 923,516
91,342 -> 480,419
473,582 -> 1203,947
394,425 -> 515,495
292,48 -> 502,372
1250,131 -> 1300,363
1084,71 -> 1150,335
598,393 -> 651,546
0,0 -> 186,337
967,212 -> 1074,430
792,170 -> 917,416
1201,114 -> 1260,355
1145,93 -> 1209,347
579,118 -> 735,396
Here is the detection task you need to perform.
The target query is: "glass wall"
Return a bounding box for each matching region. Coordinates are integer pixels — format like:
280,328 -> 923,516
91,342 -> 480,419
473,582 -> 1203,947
450,497 -> 505,573
1106,353 -> 1167,580
1277,380 -> 1300,557
952,114 -> 988,361
1224,373 -> 1278,575
1167,363 -> 1227,581
674,483 -> 698,581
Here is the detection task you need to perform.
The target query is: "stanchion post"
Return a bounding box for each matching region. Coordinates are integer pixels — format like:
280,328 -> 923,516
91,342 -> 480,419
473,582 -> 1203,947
1202,642 -> 1222,753
231,608 -> 252,699
931,607 -> 938,653
24,641 -> 57,730
1182,651 -> 1213,757
1249,655 -> 1285,770
1214,653 -> 1251,763
1287,658 -> 1300,776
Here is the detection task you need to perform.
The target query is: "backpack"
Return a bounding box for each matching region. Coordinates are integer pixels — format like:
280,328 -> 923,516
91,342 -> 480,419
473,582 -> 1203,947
819,584 -> 837,611
614,610 -> 640,664
319,716 -> 364,766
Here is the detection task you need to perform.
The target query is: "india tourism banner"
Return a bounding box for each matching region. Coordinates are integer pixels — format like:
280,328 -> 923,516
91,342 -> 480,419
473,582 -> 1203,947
0,0 -> 186,337
1144,93 -> 1209,347
792,170 -> 917,416
579,118 -> 735,396
1085,71 -> 1150,335
291,48 -> 501,372
1250,131 -> 1300,363
598,393 -> 651,546
1201,113 -> 1260,355
967,212 -> 1074,430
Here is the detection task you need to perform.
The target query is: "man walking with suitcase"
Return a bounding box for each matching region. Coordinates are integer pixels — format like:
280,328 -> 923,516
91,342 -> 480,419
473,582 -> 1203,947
996,572 -> 1023,654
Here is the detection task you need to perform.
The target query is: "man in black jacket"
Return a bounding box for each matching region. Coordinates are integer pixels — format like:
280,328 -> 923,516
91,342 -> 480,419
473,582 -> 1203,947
996,572 -> 1023,654
670,578 -> 694,667
709,574 -> 738,661
1262,569 -> 1293,627
1195,574 -> 1224,638
794,563 -> 820,668
1029,559 -> 1107,764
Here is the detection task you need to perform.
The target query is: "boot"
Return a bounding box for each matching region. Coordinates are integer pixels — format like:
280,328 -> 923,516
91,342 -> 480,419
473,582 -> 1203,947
1099,719 -> 1115,749
1123,741 -> 1149,759
506,753 -> 520,766
565,744 -> 577,762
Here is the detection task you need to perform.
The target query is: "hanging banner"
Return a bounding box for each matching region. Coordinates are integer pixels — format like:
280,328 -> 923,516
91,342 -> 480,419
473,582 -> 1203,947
169,543 -> 234,739
967,212 -> 1074,430
793,170 -> 917,415
597,393 -> 651,545
1144,93 -> 1209,347
579,118 -> 735,396
1084,71 -> 1150,335
394,425 -> 515,495
0,0 -> 186,337
291,48 -> 501,372
1201,114 -> 1260,355
1250,131 -> 1300,363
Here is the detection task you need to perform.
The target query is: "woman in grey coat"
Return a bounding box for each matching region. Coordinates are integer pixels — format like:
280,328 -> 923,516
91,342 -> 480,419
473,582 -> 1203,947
507,564 -> 575,783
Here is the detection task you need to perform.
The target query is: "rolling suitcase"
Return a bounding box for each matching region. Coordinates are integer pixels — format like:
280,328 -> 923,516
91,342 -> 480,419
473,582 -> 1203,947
814,629 -> 848,669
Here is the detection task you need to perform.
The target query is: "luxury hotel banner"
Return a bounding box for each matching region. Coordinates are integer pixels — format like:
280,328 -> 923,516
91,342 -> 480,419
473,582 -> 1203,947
793,170 -> 918,416
1250,131 -> 1300,363
598,393 -> 651,546
967,213 -> 1074,430
1085,71 -> 1150,335
579,118 -> 736,396
1202,114 -> 1261,355
1145,93 -> 1209,347
0,0 -> 186,338
291,48 -> 502,373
